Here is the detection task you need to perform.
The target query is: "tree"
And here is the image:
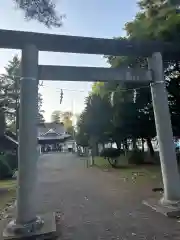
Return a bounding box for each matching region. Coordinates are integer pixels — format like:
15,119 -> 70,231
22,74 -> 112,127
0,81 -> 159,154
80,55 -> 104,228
78,83 -> 152,157
76,93 -> 113,154
91,74 -> 156,152
50,110 -> 74,135
95,0 -> 180,155
76,112 -> 89,147
124,0 -> 180,138
38,91 -> 45,123
60,111 -> 74,134
51,110 -> 61,123
0,55 -> 45,133
0,55 -> 21,133
13,0 -> 63,27
77,0 -> 180,159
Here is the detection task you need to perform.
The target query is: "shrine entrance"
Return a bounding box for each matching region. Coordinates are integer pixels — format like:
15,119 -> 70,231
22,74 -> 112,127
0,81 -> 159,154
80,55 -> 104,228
0,29 -> 180,238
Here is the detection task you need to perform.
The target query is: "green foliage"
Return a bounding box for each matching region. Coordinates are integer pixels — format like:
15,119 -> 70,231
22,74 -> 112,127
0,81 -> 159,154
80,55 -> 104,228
76,0 -> 180,160
75,111 -> 89,147
0,55 -> 45,131
91,82 -> 106,97
128,150 -> 145,165
0,153 -> 18,180
76,94 -> 113,147
0,55 -> 20,117
0,111 -> 5,136
51,111 -> 74,134
99,148 -> 126,168
126,0 -> 180,41
61,111 -> 73,133
100,148 -> 121,159
13,0 -> 63,28
37,91 -> 45,124
51,110 -> 61,123
76,132 -> 89,147
123,0 -> 180,139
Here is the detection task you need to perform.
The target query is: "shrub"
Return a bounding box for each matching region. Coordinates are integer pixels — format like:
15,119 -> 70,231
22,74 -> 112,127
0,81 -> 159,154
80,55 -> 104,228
128,150 -> 144,165
177,152 -> 180,164
100,148 -> 121,159
100,148 -> 124,168
0,152 -> 18,180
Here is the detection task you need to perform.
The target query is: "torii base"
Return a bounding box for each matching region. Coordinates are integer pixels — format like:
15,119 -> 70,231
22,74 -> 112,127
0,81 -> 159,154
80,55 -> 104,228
143,198 -> 180,218
1,212 -> 56,239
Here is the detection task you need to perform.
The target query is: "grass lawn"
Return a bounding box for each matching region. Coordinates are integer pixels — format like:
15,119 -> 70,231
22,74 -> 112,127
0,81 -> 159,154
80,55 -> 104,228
0,180 -> 16,190
0,180 -> 16,211
94,155 -> 129,167
94,156 -> 162,187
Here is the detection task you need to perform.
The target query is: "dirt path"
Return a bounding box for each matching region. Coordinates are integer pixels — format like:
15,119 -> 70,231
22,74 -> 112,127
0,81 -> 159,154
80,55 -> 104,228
35,153 -> 180,239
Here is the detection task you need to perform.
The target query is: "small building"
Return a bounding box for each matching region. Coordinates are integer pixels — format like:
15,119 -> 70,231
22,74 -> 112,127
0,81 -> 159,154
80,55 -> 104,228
37,122 -> 72,153
61,138 -> 76,152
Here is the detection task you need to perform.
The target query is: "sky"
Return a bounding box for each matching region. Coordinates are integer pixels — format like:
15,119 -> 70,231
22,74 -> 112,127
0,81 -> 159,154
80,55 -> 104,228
0,0 -> 138,122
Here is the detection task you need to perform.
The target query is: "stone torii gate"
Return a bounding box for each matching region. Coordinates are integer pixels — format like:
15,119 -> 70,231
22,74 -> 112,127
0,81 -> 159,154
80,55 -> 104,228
0,29 -> 180,238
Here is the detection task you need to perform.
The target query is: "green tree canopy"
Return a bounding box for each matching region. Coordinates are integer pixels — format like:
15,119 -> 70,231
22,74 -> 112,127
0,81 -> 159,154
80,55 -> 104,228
76,0 -> 180,156
13,0 -> 63,27
51,110 -> 61,123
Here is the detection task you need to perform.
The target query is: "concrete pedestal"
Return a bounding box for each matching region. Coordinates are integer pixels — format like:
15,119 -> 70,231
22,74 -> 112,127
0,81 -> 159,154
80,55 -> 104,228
143,198 -> 180,218
2,213 -> 56,239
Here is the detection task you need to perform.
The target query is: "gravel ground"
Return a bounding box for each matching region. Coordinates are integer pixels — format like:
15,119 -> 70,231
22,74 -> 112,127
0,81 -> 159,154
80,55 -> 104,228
33,153 -> 180,240
1,153 -> 180,239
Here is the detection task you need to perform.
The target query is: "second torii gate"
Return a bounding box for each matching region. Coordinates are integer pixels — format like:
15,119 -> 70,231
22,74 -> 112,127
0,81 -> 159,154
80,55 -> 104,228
0,29 -> 180,238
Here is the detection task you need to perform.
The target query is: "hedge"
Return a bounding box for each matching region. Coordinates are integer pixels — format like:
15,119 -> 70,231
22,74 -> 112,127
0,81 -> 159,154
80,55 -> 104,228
0,152 -> 18,180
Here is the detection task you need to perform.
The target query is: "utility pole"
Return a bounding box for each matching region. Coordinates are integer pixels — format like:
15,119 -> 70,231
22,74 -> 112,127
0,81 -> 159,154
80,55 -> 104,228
71,99 -> 74,138
71,99 -> 76,152
148,52 -> 180,204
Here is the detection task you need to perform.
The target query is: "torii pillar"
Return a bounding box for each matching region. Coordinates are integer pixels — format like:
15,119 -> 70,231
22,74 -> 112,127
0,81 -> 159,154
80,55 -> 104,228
144,52 -> 180,216
3,45 -> 55,238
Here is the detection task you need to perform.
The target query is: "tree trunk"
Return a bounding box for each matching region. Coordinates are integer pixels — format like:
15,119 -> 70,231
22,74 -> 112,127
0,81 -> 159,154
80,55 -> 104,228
123,139 -> 128,151
95,142 -> 99,156
16,105 -> 20,136
103,143 -> 105,150
89,136 -> 98,164
146,137 -> 154,156
141,138 -> 145,152
0,111 -> 5,136
115,140 -> 121,150
132,138 -> 137,150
